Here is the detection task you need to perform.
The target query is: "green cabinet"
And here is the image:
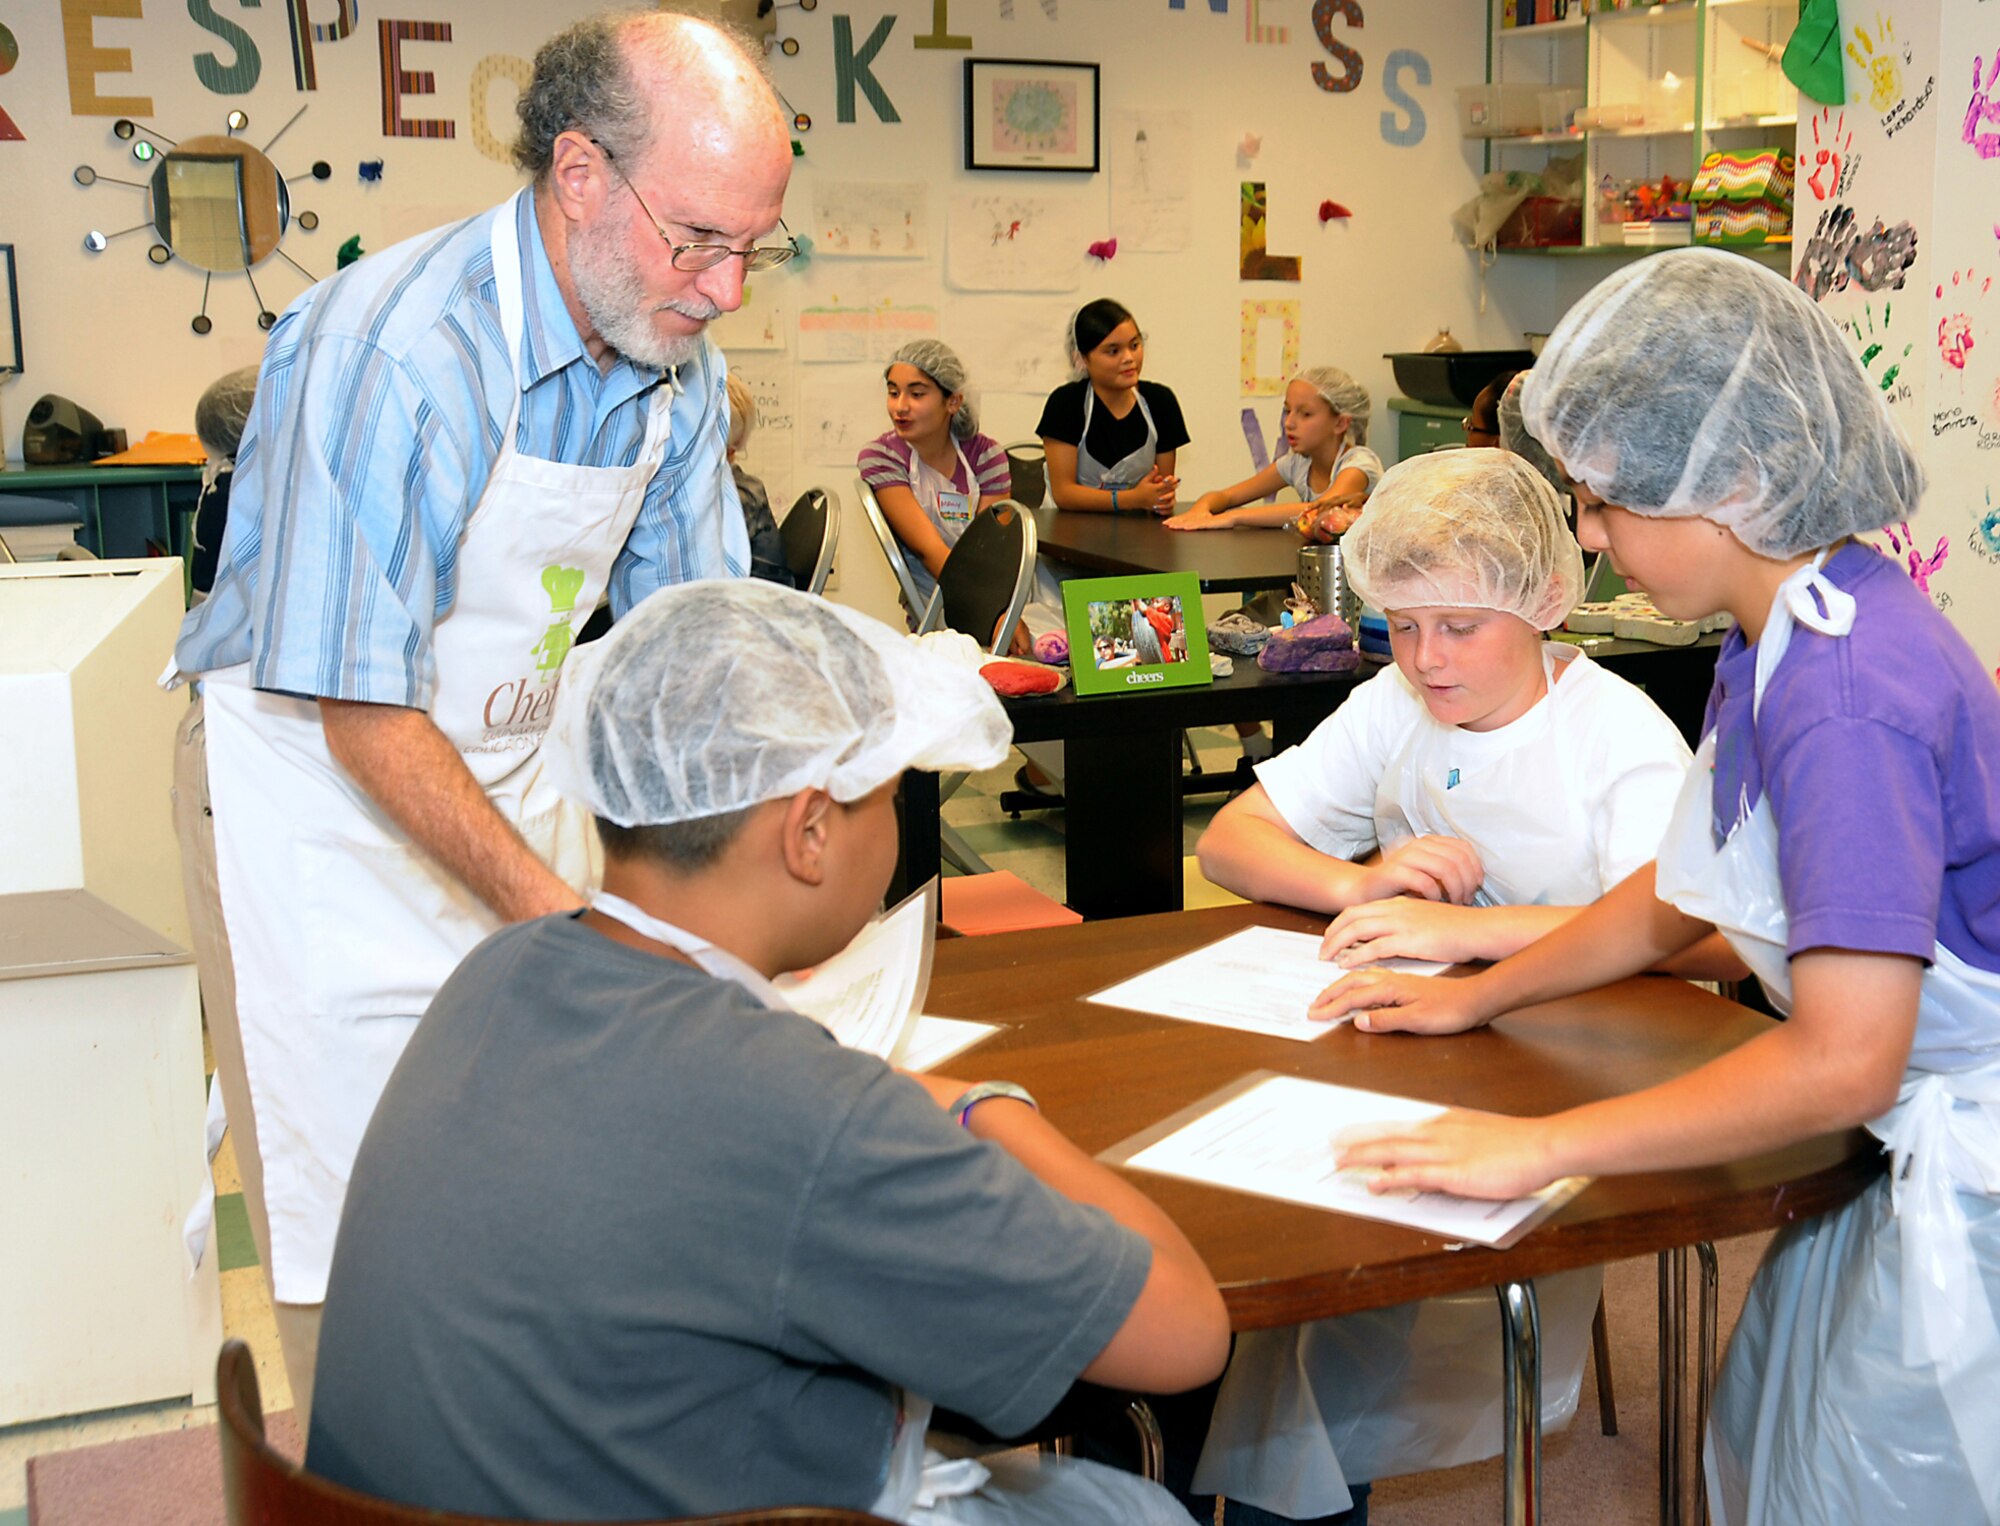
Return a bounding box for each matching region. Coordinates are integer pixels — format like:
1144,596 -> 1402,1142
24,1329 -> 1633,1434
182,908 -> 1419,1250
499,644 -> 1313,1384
0,463 -> 202,560
1388,397 -> 1467,464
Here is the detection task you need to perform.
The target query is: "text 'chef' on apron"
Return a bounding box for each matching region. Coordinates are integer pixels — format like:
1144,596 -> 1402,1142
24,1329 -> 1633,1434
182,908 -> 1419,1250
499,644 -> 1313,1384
198,190 -> 692,1304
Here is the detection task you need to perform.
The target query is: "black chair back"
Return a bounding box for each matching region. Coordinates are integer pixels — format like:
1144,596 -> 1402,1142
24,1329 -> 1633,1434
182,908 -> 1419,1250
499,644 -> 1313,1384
777,487 -> 841,594
923,500 -> 1036,654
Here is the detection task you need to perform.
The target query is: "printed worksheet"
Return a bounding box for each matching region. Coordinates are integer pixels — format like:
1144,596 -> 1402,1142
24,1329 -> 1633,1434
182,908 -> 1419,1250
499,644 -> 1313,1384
1114,1072 -> 1586,1247
1088,925 -> 1448,1040
901,1016 -> 1000,1073
777,880 -> 936,1064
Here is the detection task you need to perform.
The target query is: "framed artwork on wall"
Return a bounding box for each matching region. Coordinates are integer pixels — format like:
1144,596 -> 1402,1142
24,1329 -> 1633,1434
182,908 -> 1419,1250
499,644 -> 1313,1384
964,58 -> 1100,174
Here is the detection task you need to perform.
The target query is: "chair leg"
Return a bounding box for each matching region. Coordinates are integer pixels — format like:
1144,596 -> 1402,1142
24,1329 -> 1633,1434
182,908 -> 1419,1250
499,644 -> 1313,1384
1592,1288 -> 1619,1437
1125,1398 -> 1166,1483
940,823 -> 993,876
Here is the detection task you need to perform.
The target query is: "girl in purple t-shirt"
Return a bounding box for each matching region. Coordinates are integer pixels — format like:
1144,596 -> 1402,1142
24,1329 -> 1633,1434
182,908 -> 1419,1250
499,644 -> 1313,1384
1312,250 -> 2000,1525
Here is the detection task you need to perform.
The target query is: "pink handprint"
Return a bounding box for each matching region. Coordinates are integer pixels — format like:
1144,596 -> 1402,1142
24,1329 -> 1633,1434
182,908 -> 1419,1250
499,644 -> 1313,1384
1882,520 -> 1950,594
1808,110 -> 1851,199
1967,50 -> 2000,159
1935,269 -> 1992,374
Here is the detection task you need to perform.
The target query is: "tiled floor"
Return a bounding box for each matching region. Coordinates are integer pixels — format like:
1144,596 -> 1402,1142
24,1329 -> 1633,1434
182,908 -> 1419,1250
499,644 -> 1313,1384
0,732 -> 1259,1516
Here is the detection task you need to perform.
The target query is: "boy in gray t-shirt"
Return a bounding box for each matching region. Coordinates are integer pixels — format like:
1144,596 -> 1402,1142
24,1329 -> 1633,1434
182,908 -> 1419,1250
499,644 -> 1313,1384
306,581 -> 1228,1523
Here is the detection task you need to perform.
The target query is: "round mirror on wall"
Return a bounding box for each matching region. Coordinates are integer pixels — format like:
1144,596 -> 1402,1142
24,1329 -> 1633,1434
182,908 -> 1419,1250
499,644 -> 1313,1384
149,135 -> 289,273
73,113 -> 328,334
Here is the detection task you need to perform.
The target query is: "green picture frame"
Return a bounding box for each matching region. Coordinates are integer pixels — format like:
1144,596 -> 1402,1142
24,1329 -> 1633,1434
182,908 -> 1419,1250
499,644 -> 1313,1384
1062,572 -> 1213,697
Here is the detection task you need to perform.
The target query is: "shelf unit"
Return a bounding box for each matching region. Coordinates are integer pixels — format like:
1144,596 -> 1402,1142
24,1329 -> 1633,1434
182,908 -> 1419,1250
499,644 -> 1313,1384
1483,0 -> 1798,255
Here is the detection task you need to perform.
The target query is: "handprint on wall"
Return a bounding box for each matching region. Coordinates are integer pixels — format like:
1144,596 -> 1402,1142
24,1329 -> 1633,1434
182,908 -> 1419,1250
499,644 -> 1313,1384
1797,206 -> 1920,301
1849,15 -> 1906,112
1807,109 -> 1853,199
1936,269 -> 1993,375
1968,50 -> 2000,159
1846,301 -> 1913,392
1881,520 -> 1951,595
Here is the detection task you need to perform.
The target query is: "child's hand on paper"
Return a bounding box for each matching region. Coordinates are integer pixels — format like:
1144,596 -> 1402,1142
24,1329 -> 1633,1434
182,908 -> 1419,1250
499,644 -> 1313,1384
1308,967 -> 1491,1033
1335,1108 -> 1559,1201
1320,897 -> 1483,967
1359,835 -> 1484,905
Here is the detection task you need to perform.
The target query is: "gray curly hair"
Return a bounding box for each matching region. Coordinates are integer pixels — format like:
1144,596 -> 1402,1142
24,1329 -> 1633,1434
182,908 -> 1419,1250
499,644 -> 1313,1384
513,9 -> 774,180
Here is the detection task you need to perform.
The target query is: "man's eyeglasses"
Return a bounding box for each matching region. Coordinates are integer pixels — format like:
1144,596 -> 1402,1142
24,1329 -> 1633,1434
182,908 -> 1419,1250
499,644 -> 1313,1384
589,137 -> 798,273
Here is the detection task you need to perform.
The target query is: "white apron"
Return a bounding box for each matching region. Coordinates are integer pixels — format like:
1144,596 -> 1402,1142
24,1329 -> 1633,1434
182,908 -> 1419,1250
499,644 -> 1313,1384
1375,646 -> 1603,909
197,192 -> 677,1304
590,895 -> 1181,1526
1652,559 -> 2000,1524
1021,387 -> 1163,642
900,439 -> 978,611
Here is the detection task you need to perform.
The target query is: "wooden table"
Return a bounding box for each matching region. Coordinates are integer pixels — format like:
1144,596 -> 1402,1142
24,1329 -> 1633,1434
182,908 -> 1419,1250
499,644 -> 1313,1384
1031,506 -> 1306,594
926,904 -> 1886,1522
891,660 -> 1368,917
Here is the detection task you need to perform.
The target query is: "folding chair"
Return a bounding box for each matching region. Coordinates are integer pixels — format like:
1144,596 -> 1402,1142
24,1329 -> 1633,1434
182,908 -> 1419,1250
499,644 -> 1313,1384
777,486 -> 841,595
852,476 -> 928,629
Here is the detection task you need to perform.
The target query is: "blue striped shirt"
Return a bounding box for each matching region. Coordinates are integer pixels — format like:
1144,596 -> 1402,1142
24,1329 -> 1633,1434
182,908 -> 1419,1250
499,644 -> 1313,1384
175,192 -> 748,707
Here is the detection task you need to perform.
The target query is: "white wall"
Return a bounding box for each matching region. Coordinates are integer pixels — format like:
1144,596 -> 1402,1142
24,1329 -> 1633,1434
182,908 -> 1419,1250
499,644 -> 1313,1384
1,0 -> 1566,627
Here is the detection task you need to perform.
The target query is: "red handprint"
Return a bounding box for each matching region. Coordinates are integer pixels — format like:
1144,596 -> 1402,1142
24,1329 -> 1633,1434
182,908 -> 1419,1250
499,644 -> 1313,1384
1808,110 -> 1851,200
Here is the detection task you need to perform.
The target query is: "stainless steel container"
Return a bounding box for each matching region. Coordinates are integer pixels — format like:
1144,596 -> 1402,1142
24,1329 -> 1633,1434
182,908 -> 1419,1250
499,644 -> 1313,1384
1297,541 -> 1360,629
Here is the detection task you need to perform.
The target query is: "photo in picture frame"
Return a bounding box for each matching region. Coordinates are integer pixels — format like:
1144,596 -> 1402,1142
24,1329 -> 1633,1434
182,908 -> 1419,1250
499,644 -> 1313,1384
1062,572 -> 1213,697
963,58 -> 1100,174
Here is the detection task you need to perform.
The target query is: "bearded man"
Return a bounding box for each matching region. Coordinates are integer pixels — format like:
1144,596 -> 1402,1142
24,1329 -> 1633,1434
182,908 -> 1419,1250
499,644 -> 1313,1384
166,9 -> 793,1428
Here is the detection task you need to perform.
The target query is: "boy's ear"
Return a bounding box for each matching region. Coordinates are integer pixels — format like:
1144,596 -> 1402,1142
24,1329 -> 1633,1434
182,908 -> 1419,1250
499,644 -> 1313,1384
780,788 -> 835,887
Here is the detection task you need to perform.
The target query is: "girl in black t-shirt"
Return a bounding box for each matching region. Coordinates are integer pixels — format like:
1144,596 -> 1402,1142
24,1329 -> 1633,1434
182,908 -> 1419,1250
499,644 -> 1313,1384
1035,298 -> 1189,516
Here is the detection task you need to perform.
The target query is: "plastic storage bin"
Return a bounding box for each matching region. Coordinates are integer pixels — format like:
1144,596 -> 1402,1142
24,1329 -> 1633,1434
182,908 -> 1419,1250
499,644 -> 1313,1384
1457,84 -> 1545,138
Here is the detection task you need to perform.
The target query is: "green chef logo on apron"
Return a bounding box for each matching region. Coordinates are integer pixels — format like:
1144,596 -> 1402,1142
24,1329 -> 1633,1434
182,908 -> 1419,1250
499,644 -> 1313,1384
532,564 -> 587,678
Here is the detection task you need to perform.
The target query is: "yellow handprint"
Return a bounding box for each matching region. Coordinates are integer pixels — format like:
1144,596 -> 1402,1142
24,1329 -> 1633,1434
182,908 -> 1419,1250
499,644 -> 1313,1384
1848,15 -> 1903,112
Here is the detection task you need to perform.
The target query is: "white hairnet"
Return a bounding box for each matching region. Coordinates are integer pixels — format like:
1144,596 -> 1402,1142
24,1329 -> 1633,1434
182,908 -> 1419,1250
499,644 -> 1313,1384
1521,248 -> 1923,557
1344,449 -> 1584,629
886,339 -> 977,439
545,580 -> 1012,828
1497,371 -> 1565,499
195,366 -> 260,460
1291,365 -> 1372,445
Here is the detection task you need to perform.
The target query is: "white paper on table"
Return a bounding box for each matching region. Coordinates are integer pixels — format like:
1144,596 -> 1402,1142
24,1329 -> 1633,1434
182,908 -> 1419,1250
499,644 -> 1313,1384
1087,925 -> 1448,1041
776,879 -> 937,1064
1107,1071 -> 1588,1249
900,1015 -> 1001,1073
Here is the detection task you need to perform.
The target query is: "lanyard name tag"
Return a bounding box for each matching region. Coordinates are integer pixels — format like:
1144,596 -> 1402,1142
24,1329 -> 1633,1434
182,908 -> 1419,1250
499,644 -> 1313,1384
936,488 -> 972,525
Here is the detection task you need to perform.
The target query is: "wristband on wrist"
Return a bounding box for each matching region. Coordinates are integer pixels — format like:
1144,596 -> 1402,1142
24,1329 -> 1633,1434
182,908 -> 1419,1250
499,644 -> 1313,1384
949,1080 -> 1038,1129
1110,486 -> 1121,514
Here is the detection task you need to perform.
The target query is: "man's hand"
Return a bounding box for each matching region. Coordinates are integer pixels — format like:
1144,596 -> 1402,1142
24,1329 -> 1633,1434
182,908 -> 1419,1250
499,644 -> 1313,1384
320,699 -> 585,923
1336,1108 -> 1561,1200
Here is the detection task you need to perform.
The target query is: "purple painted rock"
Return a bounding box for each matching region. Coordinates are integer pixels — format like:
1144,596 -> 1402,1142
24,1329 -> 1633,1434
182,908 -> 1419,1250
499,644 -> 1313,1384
1257,611 -> 1360,672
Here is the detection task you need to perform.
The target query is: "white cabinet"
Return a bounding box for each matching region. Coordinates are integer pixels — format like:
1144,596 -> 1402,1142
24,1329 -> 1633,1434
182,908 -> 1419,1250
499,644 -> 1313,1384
1482,0 -> 1798,258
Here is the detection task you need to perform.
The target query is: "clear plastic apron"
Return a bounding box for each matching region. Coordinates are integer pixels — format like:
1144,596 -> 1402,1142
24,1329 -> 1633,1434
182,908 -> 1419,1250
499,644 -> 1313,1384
1653,556 -> 2000,1521
191,190 -> 673,1303
1076,386 -> 1159,490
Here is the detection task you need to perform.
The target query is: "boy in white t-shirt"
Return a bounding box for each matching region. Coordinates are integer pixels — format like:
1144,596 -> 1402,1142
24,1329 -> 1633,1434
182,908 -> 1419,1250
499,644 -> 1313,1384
1188,450 -> 1735,1524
